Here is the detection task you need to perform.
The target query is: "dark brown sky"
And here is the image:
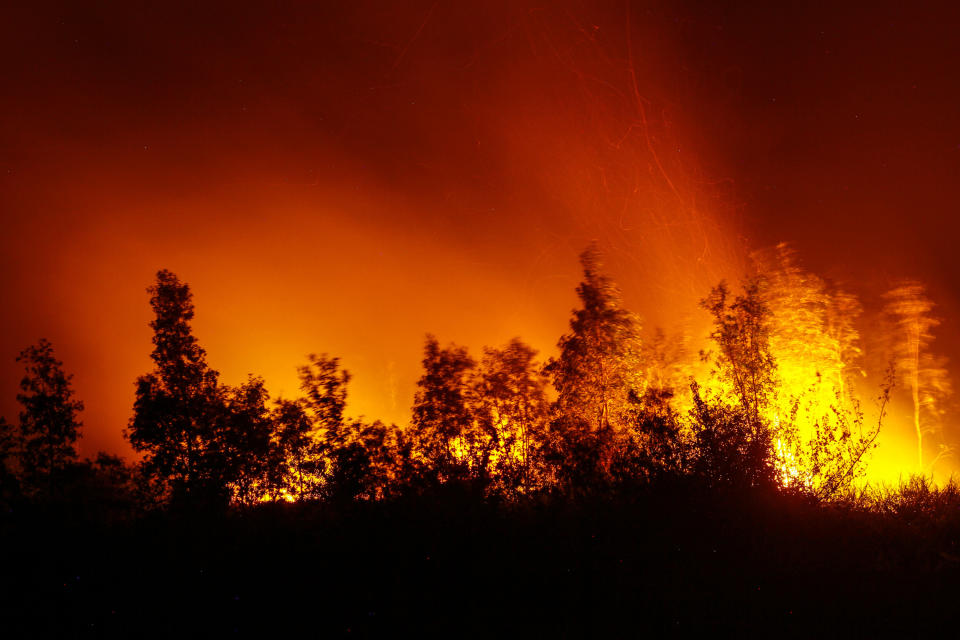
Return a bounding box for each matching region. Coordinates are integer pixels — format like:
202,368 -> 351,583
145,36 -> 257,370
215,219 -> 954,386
3,1 -> 960,459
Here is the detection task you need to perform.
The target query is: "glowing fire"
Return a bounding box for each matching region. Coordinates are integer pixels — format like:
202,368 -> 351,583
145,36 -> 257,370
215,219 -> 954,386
689,244 -> 952,489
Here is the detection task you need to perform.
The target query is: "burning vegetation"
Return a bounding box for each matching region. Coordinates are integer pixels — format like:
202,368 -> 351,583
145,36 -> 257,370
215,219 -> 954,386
8,2 -> 960,634
5,244 -> 960,636
0,243 -> 952,508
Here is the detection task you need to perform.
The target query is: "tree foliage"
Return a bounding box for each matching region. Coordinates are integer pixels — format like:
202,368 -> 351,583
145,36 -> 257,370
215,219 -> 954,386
696,282 -> 777,487
270,398 -> 320,500
469,338 -> 550,495
701,280 -> 776,431
8,246 -> 936,511
15,339 -> 84,497
546,245 -> 644,481
221,376 -> 275,505
410,335 -> 476,483
883,280 -> 953,473
127,270 -> 237,506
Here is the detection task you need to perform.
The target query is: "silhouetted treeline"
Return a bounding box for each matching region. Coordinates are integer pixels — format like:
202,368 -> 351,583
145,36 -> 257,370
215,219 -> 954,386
0,244 -> 938,512
5,246 -> 960,635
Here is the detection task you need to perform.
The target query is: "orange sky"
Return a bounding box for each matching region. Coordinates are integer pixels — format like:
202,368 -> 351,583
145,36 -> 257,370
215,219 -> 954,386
3,1 -> 960,466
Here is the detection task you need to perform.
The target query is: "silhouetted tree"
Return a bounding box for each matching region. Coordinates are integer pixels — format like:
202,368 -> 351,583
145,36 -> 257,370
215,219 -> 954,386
687,381 -> 775,489
0,417 -> 21,505
696,281 -> 777,488
611,386 -> 688,486
701,280 -> 776,432
14,339 -> 84,498
546,245 -> 643,475
324,419 -> 402,502
299,354 -> 350,439
70,452 -> 144,518
270,398 -> 320,500
411,336 -> 476,483
800,369 -> 888,500
297,353 -> 351,496
544,414 -> 608,497
127,270 -> 228,506
468,338 -> 550,496
221,376 -> 275,505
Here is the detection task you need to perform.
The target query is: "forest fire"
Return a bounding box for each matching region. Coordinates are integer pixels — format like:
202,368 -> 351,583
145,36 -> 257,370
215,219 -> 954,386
5,1 -> 960,635
6,1 -> 957,487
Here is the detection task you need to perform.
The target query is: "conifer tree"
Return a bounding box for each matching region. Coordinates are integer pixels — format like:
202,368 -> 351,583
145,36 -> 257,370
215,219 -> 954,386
14,339 -> 84,497
127,270 -> 227,505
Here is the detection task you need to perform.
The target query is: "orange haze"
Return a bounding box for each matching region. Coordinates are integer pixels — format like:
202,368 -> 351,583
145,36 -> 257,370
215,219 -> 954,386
3,1 -> 960,482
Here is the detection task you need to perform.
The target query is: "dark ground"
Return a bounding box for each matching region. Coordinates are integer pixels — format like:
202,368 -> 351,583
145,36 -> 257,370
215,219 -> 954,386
4,482 -> 960,638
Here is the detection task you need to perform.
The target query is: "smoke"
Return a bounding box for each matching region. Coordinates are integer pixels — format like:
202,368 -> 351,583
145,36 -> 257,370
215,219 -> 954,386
2,1 -> 958,483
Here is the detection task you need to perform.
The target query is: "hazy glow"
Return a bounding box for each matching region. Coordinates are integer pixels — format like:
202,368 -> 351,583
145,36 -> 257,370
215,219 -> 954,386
3,2 -> 959,489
